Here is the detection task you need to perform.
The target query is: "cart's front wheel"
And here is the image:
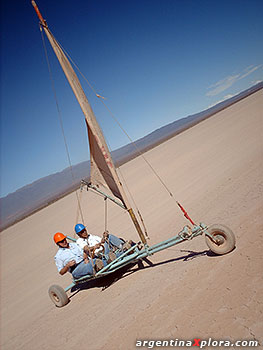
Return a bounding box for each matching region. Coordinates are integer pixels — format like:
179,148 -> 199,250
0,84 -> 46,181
205,224 -> 235,255
48,284 -> 69,307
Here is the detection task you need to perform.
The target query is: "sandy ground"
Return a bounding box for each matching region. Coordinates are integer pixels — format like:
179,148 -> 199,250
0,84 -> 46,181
1,90 -> 263,350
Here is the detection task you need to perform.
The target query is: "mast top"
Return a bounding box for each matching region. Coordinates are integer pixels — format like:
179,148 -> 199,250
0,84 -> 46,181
31,1 -> 46,27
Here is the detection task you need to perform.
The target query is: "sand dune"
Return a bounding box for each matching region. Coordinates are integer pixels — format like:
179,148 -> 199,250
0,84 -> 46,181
1,90 -> 262,349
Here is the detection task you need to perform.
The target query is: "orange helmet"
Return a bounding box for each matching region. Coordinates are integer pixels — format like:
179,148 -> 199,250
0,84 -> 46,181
53,232 -> 67,244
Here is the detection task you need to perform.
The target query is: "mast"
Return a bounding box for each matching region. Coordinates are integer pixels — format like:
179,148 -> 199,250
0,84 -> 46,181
32,1 -> 147,245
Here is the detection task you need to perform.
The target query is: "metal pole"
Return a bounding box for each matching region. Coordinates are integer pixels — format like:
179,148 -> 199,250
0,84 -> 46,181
32,0 -> 148,246
31,1 -> 46,26
128,208 -> 147,245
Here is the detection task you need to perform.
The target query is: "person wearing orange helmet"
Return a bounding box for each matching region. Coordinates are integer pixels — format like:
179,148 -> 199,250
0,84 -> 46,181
53,232 -> 104,278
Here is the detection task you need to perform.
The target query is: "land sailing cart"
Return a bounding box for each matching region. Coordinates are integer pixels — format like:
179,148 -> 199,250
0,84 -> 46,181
32,1 -> 236,307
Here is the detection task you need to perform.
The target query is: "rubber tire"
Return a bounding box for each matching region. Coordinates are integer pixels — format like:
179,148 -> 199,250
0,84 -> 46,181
48,284 -> 69,307
205,224 -> 236,255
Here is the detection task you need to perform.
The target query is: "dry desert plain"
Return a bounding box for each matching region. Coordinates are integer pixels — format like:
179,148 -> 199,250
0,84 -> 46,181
1,89 -> 263,350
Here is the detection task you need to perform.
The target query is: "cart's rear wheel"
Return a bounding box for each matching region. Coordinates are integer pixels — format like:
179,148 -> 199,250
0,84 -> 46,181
205,224 -> 235,255
48,284 -> 69,307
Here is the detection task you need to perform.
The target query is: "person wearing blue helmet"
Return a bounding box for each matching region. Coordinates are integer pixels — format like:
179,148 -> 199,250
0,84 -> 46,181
74,223 -> 129,262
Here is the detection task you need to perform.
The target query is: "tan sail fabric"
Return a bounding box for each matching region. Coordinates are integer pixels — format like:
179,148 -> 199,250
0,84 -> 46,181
87,123 -> 125,201
42,26 -> 129,208
32,0 -> 147,243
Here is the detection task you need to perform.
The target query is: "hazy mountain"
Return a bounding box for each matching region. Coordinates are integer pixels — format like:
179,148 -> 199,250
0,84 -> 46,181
1,82 -> 262,230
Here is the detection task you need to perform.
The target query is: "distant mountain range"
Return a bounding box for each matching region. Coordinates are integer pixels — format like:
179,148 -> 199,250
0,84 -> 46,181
1,82 -> 262,230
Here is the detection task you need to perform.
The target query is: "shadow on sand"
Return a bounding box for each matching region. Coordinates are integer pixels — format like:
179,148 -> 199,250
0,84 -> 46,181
68,248 -> 218,302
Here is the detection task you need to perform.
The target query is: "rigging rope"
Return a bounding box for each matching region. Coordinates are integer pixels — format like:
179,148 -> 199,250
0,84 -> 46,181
52,35 -> 186,236
40,27 -> 192,237
40,25 -> 85,227
104,197 -> 108,232
117,166 -> 150,239
56,39 -> 176,201
75,186 -> 84,226
51,42 -> 182,239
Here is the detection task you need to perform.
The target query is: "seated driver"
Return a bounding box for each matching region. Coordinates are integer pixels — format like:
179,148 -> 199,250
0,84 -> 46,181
53,232 -> 105,279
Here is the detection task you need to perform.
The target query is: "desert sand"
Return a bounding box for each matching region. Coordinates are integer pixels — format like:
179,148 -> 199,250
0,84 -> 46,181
1,90 -> 263,350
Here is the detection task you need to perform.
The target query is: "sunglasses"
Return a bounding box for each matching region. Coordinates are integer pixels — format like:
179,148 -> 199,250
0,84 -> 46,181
58,238 -> 67,243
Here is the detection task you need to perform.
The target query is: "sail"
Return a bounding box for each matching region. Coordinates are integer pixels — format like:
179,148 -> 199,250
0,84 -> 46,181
32,6 -> 129,207
87,122 -> 126,201
32,1 -> 147,244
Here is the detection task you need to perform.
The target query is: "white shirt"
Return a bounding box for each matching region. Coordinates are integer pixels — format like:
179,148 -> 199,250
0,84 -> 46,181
55,242 -> 84,272
76,234 -> 103,254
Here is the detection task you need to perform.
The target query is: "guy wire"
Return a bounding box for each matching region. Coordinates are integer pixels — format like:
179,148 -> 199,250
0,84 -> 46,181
55,36 -> 176,203
40,25 -> 85,226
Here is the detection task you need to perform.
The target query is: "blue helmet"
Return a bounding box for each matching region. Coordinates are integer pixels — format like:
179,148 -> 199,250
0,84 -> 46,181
75,223 -> 85,234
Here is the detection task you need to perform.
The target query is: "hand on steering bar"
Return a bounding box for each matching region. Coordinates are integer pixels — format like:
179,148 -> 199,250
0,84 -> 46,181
103,231 -> 109,240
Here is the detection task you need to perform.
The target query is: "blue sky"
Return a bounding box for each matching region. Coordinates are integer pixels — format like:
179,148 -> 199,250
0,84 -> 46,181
1,0 -> 262,198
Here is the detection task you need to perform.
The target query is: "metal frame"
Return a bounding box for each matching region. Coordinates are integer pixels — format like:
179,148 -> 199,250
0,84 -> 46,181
64,223 -> 212,293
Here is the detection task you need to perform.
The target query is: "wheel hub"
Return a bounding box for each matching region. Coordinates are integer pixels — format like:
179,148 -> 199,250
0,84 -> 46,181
215,234 -> 225,245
